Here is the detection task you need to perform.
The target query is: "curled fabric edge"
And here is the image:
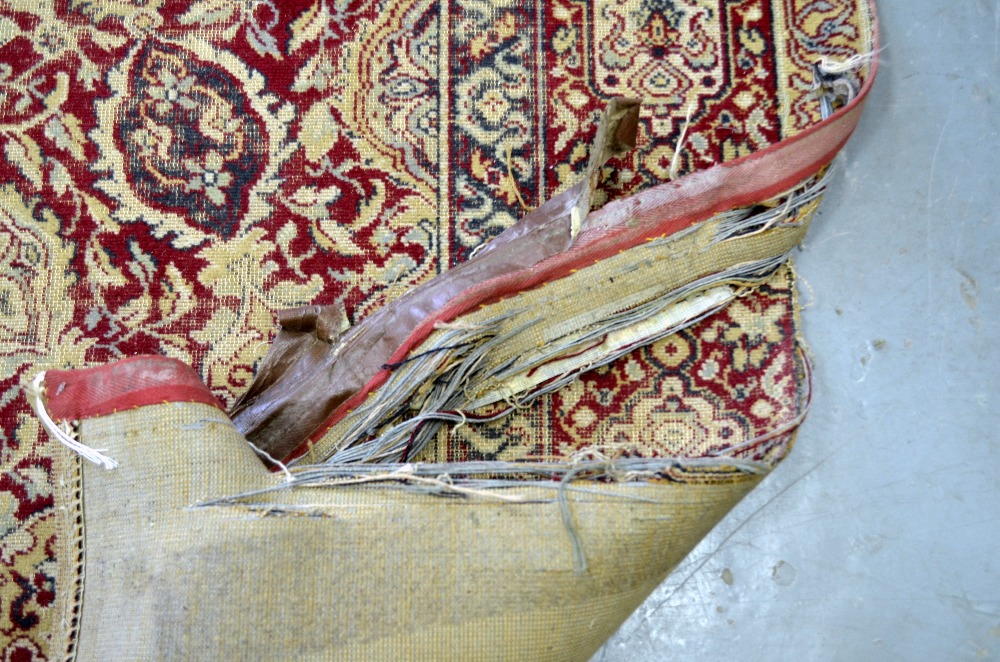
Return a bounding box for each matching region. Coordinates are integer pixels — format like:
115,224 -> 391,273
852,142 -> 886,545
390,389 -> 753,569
26,346 -> 808,483
228,4 -> 879,465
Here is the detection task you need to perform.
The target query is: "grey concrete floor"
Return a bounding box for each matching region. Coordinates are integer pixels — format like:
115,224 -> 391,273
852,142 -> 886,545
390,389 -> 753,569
595,1 -> 1000,660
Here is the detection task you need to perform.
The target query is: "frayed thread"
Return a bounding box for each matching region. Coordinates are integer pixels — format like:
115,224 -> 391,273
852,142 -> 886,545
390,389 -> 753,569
669,102 -> 696,181
246,439 -> 294,483
27,372 -> 118,470
816,48 -> 883,75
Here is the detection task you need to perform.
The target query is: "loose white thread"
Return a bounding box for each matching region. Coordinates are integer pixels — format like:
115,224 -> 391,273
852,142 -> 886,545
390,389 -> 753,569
27,372 -> 118,470
816,49 -> 883,75
245,439 -> 295,483
669,102 -> 696,181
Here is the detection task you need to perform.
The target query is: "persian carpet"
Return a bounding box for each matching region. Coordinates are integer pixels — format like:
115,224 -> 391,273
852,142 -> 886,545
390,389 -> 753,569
0,0 -> 876,658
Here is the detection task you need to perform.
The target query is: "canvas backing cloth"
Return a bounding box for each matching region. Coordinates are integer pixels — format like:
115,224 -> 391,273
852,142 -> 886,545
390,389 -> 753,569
49,400 -> 761,660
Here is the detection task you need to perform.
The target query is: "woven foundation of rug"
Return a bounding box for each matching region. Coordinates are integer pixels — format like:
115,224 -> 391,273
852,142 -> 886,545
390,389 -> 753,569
0,1 -> 877,659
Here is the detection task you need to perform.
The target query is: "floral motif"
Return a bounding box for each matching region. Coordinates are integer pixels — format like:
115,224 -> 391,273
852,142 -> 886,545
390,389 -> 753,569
0,187 -> 92,383
116,41 -> 267,237
184,150 -> 235,206
594,0 -> 723,106
146,67 -> 199,114
708,297 -> 787,371
91,38 -> 295,248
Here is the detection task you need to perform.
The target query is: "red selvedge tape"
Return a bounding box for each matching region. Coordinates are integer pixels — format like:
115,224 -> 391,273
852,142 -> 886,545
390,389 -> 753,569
45,355 -> 223,422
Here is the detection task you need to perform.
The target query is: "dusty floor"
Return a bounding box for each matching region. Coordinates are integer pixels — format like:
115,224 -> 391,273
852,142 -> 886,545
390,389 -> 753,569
596,1 -> 1000,660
